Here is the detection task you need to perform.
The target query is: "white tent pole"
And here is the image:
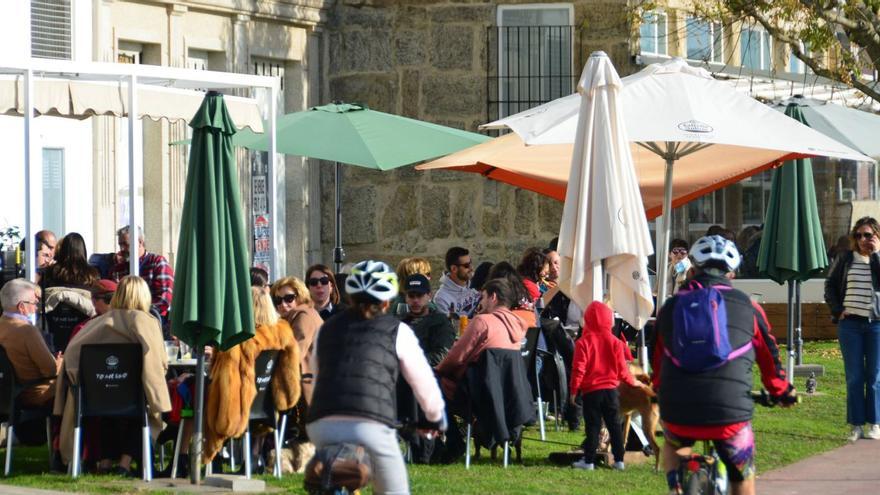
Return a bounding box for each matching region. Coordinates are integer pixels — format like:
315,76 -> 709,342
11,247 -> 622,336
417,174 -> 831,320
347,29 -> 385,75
592,260 -> 603,302
655,149 -> 675,308
24,69 -> 36,283
128,74 -> 139,277
268,85 -> 279,278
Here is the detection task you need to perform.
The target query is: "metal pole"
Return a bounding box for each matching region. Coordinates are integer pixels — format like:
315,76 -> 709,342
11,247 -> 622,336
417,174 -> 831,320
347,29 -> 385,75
128,74 -> 139,277
655,155 -> 675,308
795,280 -> 803,366
333,161 -> 345,274
592,260 -> 603,302
786,281 -> 795,383
267,85 -> 279,278
190,344 -> 206,484
24,69 -> 36,282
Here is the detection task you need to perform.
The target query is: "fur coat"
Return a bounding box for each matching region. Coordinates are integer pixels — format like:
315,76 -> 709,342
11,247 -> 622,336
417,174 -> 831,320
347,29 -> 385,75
54,309 -> 171,463
204,320 -> 301,462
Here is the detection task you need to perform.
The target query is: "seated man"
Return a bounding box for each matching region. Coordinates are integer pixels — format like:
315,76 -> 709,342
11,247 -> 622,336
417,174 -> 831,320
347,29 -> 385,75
436,278 -> 527,399
401,274 -> 456,367
0,279 -> 62,407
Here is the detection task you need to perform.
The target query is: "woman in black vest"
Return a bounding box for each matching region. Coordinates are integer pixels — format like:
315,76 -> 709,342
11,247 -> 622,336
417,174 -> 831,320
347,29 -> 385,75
306,260 -> 446,494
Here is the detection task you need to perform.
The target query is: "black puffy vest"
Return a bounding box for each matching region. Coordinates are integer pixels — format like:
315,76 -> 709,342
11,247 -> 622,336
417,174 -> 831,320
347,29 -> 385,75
307,311 -> 400,427
658,275 -> 757,426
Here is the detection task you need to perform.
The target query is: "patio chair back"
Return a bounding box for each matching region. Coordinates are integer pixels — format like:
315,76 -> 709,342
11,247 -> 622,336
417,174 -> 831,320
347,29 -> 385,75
77,343 -> 145,419
249,349 -> 279,421
0,346 -> 18,418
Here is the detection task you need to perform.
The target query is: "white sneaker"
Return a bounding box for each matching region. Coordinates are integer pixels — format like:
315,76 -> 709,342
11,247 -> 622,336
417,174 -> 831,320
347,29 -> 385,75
612,461 -> 625,470
863,424 -> 880,439
572,459 -> 595,470
849,425 -> 863,442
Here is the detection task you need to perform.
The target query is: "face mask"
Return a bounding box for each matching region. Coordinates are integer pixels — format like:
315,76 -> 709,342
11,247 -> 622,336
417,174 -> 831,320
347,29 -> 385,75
674,259 -> 689,275
26,311 -> 37,326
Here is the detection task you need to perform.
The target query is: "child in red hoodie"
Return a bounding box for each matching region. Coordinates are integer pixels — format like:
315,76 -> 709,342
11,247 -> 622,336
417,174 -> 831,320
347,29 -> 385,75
569,301 -> 650,470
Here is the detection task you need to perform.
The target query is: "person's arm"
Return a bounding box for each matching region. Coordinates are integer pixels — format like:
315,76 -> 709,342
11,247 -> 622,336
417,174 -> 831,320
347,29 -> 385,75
432,291 -> 450,315
824,255 -> 845,320
425,316 -> 456,367
616,342 -> 639,387
397,323 -> 445,422
568,339 -> 586,397
150,256 -> 174,316
435,317 -> 486,379
751,302 -> 793,398
25,325 -> 59,378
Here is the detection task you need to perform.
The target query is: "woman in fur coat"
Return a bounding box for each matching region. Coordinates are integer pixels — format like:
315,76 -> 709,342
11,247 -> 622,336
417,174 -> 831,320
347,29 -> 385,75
203,287 -> 301,463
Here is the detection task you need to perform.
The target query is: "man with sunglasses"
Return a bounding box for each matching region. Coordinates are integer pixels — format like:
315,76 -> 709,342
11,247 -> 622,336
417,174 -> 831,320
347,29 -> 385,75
433,247 -> 480,317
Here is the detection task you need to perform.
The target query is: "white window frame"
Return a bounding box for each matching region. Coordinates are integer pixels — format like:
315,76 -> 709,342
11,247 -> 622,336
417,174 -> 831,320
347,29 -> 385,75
41,147 -> 65,235
640,10 -> 668,57
686,16 -> 724,64
496,3 -> 575,118
740,25 -> 773,71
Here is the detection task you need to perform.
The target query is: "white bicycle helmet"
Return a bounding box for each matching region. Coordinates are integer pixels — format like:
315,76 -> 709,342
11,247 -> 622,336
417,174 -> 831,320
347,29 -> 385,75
345,260 -> 399,302
690,235 -> 742,272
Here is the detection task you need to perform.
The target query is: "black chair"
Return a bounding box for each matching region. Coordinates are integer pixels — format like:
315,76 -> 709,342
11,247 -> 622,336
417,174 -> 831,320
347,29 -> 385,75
44,303 -> 89,353
521,327 -> 548,439
0,346 -> 53,476
70,344 -> 152,481
461,348 -> 536,469
240,349 -> 284,479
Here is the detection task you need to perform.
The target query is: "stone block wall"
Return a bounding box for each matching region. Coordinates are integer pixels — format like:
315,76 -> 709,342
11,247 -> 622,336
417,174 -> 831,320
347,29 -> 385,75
321,0 -> 636,277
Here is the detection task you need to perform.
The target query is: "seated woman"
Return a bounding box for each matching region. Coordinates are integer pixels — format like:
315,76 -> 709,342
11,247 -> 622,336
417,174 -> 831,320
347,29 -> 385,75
54,275 -> 171,476
204,287 -> 301,467
270,276 -> 322,403
307,260 -> 446,495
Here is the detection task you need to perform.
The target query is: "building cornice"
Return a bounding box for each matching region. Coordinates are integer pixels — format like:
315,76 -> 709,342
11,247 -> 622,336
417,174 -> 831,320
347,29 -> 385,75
138,0 -> 332,28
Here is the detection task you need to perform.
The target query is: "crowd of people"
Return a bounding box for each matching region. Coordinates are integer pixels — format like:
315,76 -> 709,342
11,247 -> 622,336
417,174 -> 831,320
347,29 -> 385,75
6,217 -> 880,495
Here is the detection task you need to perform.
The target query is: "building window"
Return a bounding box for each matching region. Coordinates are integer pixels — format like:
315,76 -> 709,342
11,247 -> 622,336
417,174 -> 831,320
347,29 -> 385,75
686,17 -> 723,63
31,0 -> 72,60
640,10 -> 668,56
490,4 -> 575,119
741,26 -> 772,70
42,148 -> 65,235
789,42 -> 809,74
253,58 -> 285,91
118,41 -> 143,65
687,190 -> 725,240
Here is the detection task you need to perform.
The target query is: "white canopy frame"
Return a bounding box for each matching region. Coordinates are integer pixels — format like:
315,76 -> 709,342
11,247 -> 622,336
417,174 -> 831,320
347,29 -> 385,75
2,59 -> 280,281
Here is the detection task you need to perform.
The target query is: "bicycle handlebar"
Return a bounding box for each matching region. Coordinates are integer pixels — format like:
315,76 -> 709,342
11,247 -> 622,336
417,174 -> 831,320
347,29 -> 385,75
751,389 -> 799,407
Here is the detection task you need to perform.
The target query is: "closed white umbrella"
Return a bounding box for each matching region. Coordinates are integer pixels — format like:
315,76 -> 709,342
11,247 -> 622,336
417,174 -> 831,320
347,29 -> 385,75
485,58 -> 872,307
557,52 -> 654,336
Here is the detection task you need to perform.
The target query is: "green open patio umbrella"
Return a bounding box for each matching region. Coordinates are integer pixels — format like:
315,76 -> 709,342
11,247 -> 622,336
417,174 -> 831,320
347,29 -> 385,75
235,102 -> 491,271
757,103 -> 829,381
171,91 -> 255,483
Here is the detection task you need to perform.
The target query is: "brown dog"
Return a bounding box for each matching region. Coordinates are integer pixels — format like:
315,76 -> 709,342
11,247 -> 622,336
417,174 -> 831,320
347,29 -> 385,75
617,362 -> 660,470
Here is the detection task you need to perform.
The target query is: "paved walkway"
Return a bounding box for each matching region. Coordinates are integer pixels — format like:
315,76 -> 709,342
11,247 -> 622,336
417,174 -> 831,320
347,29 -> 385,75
757,438 -> 880,494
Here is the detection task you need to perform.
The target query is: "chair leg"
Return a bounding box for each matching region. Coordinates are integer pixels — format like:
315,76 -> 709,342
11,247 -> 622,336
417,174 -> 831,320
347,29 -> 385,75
243,428 -> 252,480
4,423 -> 13,476
141,423 -> 152,482
464,422 -> 472,469
71,425 -> 81,478
171,420 -> 184,479
273,416 -> 282,478
229,436 -> 236,472
45,418 -> 52,470
503,440 -> 509,468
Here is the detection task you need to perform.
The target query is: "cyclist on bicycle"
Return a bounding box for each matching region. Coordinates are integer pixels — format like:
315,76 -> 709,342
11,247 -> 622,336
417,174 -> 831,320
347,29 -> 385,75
651,235 -> 796,495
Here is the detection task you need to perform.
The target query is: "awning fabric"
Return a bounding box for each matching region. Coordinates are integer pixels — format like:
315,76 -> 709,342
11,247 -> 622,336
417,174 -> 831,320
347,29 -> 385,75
0,76 -> 264,132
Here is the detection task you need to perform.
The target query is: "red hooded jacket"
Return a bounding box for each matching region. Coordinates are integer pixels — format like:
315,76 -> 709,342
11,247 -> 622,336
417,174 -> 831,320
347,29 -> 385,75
569,301 -> 638,395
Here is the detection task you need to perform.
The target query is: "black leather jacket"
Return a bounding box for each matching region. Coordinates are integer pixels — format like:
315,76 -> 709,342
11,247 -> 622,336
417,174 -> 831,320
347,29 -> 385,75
824,250 -> 880,323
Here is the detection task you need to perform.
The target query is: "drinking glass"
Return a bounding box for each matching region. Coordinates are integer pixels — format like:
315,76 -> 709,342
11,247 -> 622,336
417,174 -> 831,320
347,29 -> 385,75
395,303 -> 409,317
164,341 -> 180,362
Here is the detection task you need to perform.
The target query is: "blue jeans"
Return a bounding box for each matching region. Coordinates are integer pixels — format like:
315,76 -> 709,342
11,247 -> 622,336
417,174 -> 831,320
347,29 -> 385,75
838,317 -> 880,425
307,418 -> 409,495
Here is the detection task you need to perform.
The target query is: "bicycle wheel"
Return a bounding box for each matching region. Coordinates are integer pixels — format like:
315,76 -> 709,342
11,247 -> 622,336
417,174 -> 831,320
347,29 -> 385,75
684,467 -> 712,495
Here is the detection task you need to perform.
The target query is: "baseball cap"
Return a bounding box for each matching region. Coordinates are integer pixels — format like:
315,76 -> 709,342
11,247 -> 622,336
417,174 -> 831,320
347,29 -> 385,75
92,279 -> 118,296
404,274 -> 431,295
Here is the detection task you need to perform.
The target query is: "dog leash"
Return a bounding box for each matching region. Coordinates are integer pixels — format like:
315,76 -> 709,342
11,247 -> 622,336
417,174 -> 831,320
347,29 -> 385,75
520,436 -> 582,448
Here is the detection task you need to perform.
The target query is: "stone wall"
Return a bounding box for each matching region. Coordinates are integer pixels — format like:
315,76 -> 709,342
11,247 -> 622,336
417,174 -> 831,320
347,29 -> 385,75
322,0 -> 636,275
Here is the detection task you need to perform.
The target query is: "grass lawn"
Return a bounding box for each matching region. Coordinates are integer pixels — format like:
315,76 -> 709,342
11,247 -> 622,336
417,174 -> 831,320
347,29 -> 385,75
0,341 -> 848,494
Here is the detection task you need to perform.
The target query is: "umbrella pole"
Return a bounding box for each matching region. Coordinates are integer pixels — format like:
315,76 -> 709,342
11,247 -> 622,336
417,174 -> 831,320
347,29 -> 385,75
333,161 -> 345,274
190,344 -> 206,485
786,282 -> 795,384
795,280 -> 803,365
655,155 -> 675,308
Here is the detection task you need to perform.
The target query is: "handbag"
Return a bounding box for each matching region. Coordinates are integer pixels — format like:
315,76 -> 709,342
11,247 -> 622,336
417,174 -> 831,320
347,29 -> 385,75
873,291 -> 880,319
304,443 -> 372,493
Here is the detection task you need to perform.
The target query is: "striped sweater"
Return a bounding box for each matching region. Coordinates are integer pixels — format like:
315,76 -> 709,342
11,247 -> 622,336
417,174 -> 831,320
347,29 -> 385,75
844,252 -> 875,318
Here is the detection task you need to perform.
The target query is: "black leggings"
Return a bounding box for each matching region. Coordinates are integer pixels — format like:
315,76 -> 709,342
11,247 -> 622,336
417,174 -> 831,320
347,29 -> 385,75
580,388 -> 624,464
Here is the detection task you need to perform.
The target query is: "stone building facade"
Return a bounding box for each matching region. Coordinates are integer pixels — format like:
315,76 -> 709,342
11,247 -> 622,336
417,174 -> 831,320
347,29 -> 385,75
322,0 -> 638,274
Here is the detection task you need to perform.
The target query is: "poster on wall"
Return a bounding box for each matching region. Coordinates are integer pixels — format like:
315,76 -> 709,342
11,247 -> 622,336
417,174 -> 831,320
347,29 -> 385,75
252,153 -> 270,277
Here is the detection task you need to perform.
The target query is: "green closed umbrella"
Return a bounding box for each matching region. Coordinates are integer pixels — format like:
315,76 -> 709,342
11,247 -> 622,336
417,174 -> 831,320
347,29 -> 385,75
171,91 -> 254,483
235,102 -> 491,272
757,103 -> 829,381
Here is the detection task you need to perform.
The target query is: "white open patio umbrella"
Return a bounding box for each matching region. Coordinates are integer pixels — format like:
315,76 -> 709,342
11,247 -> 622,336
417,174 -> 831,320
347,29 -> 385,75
485,58 -> 872,306
558,52 -> 654,342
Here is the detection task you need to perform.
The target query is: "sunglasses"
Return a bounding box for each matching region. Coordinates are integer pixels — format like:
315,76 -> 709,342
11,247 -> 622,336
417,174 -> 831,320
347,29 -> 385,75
456,262 -> 472,269
273,294 -> 297,306
671,248 -> 688,255
307,276 -> 331,287
855,232 -> 876,240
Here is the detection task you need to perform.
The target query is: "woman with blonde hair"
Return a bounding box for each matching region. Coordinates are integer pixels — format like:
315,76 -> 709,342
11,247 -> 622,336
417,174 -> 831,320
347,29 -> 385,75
203,287 -> 301,466
55,275 -> 171,476
271,276 -> 323,402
